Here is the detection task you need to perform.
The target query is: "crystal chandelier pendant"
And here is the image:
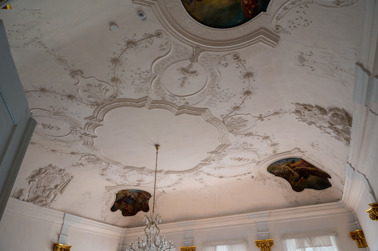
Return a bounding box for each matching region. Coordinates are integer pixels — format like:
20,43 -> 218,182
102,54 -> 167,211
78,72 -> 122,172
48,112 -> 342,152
127,145 -> 176,251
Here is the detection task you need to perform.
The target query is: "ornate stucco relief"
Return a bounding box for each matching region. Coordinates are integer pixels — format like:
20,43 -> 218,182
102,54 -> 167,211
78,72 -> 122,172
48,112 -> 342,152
133,0 -> 279,50
5,8 -> 44,48
151,44 -> 217,105
31,108 -> 84,143
84,96 -> 230,171
296,47 -> 356,87
12,164 -> 73,207
20,25 -> 285,191
109,30 -> 170,95
272,0 -> 359,34
293,103 -> 352,144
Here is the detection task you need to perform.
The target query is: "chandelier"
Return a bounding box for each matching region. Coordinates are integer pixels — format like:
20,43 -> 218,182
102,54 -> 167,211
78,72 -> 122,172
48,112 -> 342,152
127,144 -> 176,251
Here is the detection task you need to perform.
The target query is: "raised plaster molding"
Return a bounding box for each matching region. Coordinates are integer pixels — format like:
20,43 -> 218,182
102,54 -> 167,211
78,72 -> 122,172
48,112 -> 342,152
84,96 -> 230,175
292,103 -> 352,145
31,108 -> 84,142
151,44 -> 257,108
12,164 -> 74,208
132,0 -> 279,51
151,44 -> 221,106
296,47 -> 356,88
272,0 -> 359,34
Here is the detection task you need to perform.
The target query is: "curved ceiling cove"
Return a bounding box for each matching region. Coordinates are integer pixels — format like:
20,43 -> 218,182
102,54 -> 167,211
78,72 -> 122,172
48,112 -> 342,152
181,0 -> 271,29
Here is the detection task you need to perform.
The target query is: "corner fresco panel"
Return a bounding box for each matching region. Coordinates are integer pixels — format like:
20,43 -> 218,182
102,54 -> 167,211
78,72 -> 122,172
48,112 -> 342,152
111,189 -> 151,216
267,158 -> 332,192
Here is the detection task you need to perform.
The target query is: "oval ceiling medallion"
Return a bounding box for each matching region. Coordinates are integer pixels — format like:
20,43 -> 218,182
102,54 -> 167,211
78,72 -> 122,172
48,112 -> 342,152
181,0 -> 271,29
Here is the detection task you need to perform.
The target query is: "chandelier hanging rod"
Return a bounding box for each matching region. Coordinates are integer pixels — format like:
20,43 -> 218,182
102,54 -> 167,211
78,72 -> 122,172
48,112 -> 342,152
152,144 -> 159,215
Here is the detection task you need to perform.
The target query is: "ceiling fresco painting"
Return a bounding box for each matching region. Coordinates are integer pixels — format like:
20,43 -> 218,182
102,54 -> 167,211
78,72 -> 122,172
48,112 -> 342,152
267,158 -> 332,192
0,0 -> 362,227
111,190 -> 152,216
181,0 -> 271,28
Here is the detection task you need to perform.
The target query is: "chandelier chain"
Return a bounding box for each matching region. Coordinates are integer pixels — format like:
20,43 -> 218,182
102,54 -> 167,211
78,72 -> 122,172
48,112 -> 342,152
152,144 -> 159,215
126,144 -> 175,251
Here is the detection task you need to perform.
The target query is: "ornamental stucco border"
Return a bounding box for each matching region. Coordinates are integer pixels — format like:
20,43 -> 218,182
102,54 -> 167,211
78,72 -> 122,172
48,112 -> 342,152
84,96 -> 231,174
132,0 -> 280,51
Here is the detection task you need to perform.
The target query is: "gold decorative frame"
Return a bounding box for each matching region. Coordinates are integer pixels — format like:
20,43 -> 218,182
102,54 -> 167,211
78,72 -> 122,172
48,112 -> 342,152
366,203 -> 378,221
255,239 -> 274,251
349,230 -> 368,248
180,246 -> 196,251
53,243 -> 72,251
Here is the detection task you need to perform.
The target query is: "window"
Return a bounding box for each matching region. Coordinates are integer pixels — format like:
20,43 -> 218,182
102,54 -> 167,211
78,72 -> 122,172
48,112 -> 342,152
203,242 -> 247,251
283,235 -> 339,251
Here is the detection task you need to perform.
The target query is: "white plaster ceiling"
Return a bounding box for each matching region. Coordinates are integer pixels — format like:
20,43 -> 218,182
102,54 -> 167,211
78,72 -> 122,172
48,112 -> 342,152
1,0 -> 363,227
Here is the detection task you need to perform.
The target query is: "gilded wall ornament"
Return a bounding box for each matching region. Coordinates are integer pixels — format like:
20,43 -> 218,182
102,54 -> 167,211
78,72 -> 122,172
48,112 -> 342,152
366,203 -> 378,221
53,243 -> 71,251
180,246 -> 196,251
349,230 -> 368,248
255,239 -> 273,251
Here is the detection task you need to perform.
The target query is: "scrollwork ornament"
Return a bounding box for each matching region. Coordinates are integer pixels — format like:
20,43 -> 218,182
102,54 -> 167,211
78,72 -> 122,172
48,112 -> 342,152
272,0 -> 359,34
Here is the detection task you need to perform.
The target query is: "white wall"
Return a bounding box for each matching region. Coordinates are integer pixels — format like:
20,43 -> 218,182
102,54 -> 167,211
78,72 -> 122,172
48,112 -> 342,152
0,198 -> 123,251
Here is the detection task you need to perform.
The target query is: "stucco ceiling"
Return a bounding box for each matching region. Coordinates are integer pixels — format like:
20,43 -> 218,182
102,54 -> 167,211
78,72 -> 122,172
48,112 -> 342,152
1,0 -> 363,227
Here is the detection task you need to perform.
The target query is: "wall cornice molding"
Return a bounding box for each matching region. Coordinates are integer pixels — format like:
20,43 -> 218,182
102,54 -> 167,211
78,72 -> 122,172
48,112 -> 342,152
4,198 -> 122,238
125,201 -> 352,237
5,197 -> 64,225
62,213 -> 123,238
6,198 -> 353,240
